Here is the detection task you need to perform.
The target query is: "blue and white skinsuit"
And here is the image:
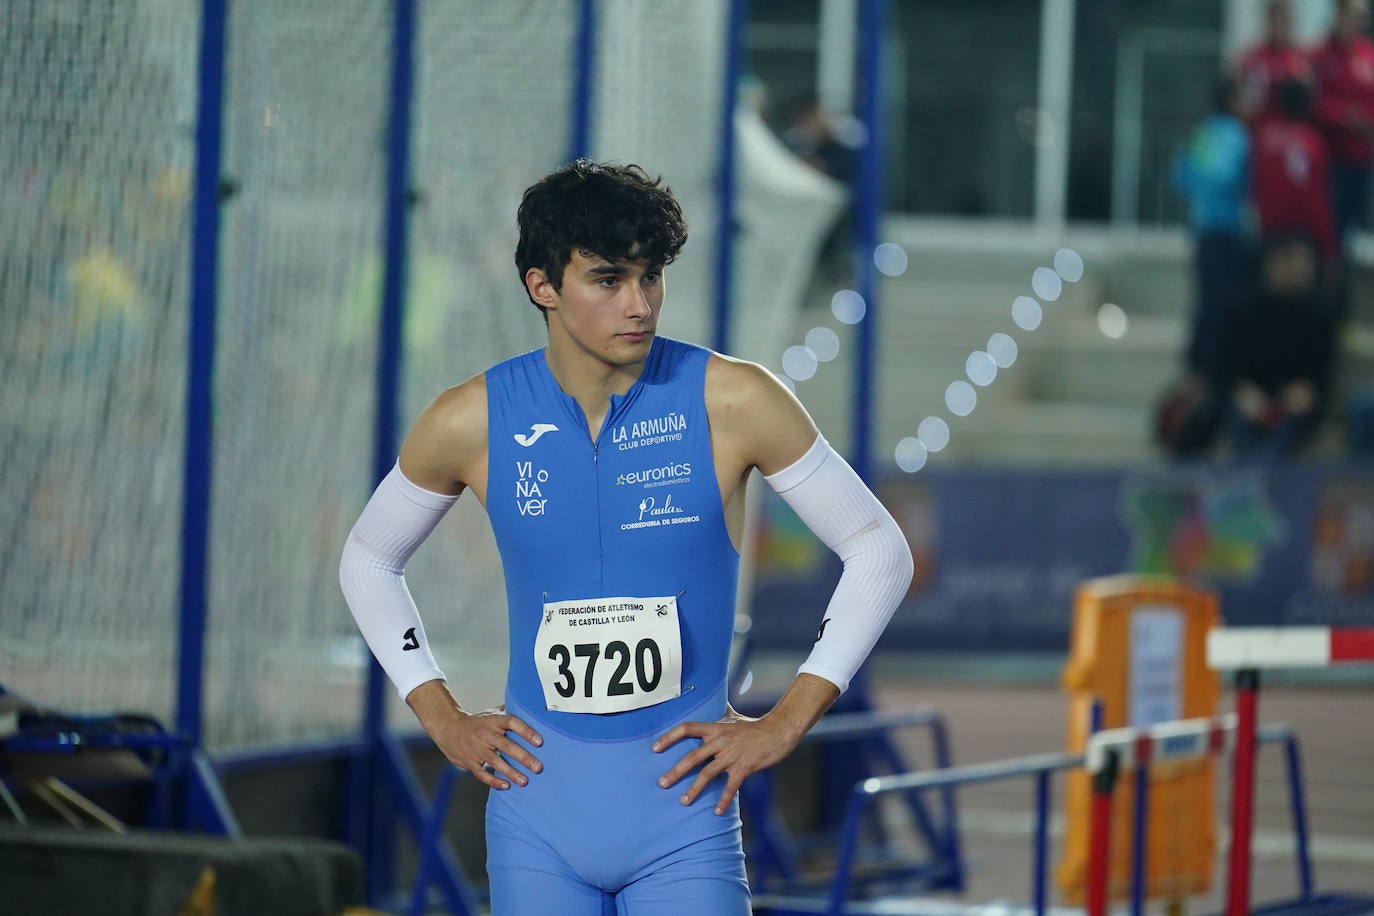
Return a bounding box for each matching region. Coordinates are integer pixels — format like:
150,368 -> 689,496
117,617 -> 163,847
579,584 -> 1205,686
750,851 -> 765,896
482,337 -> 749,914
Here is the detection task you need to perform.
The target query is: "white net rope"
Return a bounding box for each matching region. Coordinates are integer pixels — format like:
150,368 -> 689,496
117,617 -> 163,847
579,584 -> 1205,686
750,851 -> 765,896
0,0 -> 199,725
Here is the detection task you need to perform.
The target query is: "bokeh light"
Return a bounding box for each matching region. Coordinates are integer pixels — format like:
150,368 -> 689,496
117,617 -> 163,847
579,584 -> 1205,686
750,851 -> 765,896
1054,248 -> 1084,282
1031,267 -> 1062,301
895,437 -> 928,473
966,350 -> 997,387
874,242 -> 909,277
831,289 -> 867,325
1011,295 -> 1042,330
1097,302 -> 1128,339
946,380 -> 977,416
804,326 -> 841,362
917,416 -> 951,452
782,345 -> 818,381
987,332 -> 1018,368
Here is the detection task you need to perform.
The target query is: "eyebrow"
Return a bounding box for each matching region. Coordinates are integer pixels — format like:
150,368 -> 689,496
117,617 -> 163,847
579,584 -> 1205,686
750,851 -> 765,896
585,263 -> 627,277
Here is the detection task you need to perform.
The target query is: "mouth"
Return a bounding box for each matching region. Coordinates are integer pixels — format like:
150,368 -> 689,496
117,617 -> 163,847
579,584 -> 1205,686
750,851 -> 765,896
618,329 -> 654,342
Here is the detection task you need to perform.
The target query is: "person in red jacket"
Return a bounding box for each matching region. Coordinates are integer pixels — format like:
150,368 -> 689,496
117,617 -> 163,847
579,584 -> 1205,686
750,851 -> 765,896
1310,0 -> 1374,249
1237,0 -> 1313,125
1252,79 -> 1338,274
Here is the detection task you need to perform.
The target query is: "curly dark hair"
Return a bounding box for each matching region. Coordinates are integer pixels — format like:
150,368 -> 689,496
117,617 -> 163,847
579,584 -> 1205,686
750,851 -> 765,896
514,159 -> 688,312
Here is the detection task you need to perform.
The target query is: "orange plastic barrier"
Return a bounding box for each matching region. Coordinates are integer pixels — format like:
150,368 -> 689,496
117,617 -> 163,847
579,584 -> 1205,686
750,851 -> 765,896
1057,575 -> 1221,904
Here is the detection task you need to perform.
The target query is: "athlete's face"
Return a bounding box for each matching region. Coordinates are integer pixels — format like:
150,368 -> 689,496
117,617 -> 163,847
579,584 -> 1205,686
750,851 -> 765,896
533,248 -> 664,367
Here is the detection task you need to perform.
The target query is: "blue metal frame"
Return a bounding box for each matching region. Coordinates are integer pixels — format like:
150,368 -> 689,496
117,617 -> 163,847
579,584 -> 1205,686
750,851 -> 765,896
849,0 -> 886,484
740,708 -> 963,897
350,0 -> 477,907
1131,756 -> 1149,916
169,0 -> 240,837
1031,770 -> 1052,915
2,714 -> 239,835
408,765 -> 480,916
759,725 -> 1315,916
712,0 -> 747,355
1284,734 -> 1314,900
180,0 -> 227,762
569,0 -> 597,162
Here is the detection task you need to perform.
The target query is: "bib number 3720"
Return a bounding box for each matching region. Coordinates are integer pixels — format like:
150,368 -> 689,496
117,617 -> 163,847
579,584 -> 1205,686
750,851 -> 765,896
534,596 -> 682,714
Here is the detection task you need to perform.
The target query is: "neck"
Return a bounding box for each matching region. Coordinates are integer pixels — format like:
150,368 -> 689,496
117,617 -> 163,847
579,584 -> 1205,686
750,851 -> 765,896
543,333 -> 650,434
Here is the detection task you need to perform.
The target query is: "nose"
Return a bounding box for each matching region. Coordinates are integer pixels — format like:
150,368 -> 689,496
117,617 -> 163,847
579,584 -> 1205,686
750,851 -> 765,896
623,281 -> 651,319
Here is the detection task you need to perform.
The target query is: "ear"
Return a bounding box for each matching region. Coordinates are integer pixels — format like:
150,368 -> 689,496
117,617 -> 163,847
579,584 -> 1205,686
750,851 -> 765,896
525,267 -> 558,311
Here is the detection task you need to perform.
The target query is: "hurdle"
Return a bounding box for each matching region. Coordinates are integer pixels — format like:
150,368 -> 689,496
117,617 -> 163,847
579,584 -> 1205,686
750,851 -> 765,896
752,717 -> 1310,916
1207,627 -> 1374,916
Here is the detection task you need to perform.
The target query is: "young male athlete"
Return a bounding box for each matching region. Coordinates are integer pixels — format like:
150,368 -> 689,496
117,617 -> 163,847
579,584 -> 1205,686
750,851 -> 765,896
340,159 -> 914,914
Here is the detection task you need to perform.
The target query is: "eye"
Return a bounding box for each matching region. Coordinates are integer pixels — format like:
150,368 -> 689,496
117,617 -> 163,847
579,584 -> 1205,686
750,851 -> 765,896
642,272 -> 661,285
598,276 -> 620,288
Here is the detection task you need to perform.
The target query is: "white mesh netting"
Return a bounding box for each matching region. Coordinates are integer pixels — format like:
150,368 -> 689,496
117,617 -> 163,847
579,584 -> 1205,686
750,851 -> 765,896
1,0 -> 842,753
0,0 -> 200,729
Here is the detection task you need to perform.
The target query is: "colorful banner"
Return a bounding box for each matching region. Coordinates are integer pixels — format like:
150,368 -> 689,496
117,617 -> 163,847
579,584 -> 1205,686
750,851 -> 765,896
749,464 -> 1374,651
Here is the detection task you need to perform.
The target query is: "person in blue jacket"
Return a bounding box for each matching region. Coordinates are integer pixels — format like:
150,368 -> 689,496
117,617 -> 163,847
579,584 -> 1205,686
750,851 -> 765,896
1164,74 -> 1252,456
340,159 -> 913,914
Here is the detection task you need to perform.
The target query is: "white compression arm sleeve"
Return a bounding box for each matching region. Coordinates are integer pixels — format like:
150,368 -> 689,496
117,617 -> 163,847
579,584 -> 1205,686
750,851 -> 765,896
339,463 -> 458,700
764,435 -> 914,694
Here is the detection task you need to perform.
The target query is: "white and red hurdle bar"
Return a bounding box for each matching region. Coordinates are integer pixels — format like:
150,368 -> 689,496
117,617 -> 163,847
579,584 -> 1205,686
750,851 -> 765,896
1207,626 -> 1374,916
1084,626 -> 1374,916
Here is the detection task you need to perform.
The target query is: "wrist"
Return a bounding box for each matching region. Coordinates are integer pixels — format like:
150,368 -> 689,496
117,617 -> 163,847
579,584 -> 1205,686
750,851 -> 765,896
765,673 -> 840,744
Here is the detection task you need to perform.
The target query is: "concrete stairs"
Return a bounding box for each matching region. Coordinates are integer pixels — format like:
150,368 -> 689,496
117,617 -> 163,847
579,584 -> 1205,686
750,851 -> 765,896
783,221 -> 1190,469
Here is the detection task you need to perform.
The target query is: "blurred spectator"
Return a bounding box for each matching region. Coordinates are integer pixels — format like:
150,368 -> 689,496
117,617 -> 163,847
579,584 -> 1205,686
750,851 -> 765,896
780,93 -> 857,277
1157,75 -> 1250,458
1217,233 -> 1337,460
780,93 -> 855,184
1237,0 -> 1314,124
1310,0 -> 1374,253
1251,79 -> 1338,272
1172,73 -> 1252,381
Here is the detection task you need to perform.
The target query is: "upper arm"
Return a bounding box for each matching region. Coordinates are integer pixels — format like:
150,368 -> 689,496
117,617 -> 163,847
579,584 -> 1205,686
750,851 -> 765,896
705,355 -> 820,478
397,374 -> 487,497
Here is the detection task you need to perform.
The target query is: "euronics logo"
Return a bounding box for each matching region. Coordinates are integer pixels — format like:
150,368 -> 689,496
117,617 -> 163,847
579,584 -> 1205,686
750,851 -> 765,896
616,462 -> 691,486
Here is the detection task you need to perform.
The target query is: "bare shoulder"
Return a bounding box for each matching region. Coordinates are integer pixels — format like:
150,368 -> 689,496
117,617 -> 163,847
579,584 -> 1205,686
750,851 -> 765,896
704,353 -> 818,476
398,373 -> 487,496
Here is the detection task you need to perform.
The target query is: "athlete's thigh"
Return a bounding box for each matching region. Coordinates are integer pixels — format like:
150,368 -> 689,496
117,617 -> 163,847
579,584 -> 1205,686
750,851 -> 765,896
614,826 -> 750,916
615,872 -> 750,916
487,862 -> 607,916
486,801 -> 605,916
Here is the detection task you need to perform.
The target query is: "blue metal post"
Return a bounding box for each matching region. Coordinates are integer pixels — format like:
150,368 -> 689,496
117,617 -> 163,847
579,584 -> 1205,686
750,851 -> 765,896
179,0 -> 228,761
568,0 -> 596,161
712,0 -> 747,355
357,0 -> 417,902
1032,771 -> 1051,916
850,0 -> 885,484
1284,735 -> 1314,900
1130,760 -> 1150,916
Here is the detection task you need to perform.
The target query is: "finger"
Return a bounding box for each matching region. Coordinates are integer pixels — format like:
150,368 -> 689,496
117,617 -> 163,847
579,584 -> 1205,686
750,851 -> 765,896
652,721 -> 710,752
500,715 -> 544,749
488,753 -> 530,787
493,737 -> 544,776
679,761 -> 724,807
467,759 -> 513,791
714,774 -> 745,816
657,745 -> 715,789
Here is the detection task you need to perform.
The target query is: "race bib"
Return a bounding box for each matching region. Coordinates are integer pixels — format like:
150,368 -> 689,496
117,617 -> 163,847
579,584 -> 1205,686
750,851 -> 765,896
534,596 -> 682,714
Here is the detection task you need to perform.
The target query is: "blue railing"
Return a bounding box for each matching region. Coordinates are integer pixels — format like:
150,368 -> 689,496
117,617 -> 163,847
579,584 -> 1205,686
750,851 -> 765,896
753,724 -> 1311,916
